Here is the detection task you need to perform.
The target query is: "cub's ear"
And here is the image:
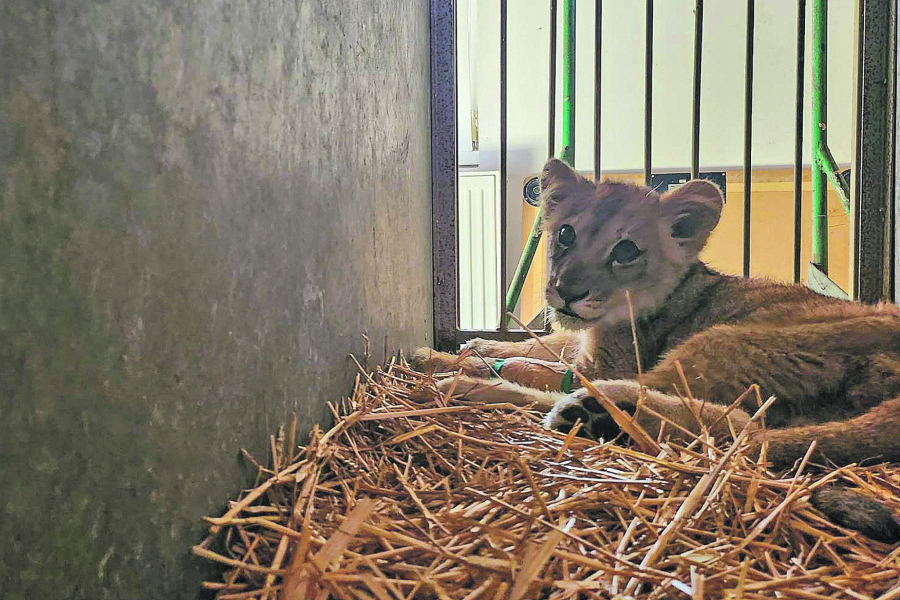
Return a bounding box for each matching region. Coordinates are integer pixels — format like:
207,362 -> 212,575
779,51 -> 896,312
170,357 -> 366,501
540,158 -> 590,213
660,179 -> 724,252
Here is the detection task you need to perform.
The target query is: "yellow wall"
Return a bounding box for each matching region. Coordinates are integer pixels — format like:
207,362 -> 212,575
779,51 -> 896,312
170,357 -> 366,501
519,168 -> 850,323
520,203 -> 547,322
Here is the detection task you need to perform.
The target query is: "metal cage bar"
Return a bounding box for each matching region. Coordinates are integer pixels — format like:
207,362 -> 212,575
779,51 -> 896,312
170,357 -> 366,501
501,0 -> 560,327
548,0 -> 558,159
644,0 -> 654,187
499,0 -> 508,331
808,0 -> 852,300
743,0 -> 755,278
594,0 -> 603,179
429,1 -> 457,351
794,0 -> 807,284
894,0 -> 900,303
503,0 -> 574,326
853,0 -> 896,303
811,0 -> 828,273
691,0 -> 703,180
561,0 -> 576,165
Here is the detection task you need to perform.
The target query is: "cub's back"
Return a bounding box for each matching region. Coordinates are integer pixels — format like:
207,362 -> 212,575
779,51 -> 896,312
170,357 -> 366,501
646,265 -> 900,350
583,264 -> 900,393
627,266 -> 900,428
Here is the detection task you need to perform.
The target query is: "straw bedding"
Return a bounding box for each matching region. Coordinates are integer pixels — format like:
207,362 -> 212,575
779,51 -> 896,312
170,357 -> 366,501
195,357 -> 900,600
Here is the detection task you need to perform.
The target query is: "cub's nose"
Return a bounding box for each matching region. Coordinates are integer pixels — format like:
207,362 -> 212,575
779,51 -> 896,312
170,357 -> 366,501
555,284 -> 589,304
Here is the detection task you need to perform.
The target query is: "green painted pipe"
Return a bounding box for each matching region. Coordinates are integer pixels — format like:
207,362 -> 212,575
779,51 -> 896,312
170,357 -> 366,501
815,142 -> 850,214
559,0 -> 576,165
811,0 -> 828,273
504,0 -> 575,326
503,0 -> 575,325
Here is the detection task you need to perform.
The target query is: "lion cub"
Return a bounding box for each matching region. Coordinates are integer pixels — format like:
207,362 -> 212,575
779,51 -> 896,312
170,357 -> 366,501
413,158 -> 900,543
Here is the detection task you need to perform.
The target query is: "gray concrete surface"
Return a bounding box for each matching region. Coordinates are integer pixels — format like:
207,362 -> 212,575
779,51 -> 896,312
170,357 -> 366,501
0,1 -> 432,597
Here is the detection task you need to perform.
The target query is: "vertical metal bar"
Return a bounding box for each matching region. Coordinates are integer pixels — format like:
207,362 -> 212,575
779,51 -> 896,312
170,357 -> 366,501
499,0 -> 508,331
429,1 -> 457,350
794,0 -> 807,283
644,0 -> 653,187
503,0 -> 567,326
894,3 -> 899,305
691,0 -> 703,180
854,0 -> 895,302
548,0 -> 558,158
560,0 -> 576,165
811,0 -> 828,274
594,0 -> 603,178
743,0 -> 755,278
504,0 -> 574,326
894,0 -> 900,302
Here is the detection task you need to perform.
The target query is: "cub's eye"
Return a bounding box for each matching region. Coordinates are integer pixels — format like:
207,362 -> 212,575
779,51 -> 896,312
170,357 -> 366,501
558,224 -> 576,247
610,240 -> 642,265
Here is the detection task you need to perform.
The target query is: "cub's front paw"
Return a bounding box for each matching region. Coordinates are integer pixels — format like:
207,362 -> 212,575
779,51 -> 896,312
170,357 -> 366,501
408,375 -> 486,404
543,391 -> 635,442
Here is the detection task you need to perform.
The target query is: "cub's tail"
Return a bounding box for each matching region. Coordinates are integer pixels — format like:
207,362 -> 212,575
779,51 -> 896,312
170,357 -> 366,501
810,487 -> 900,544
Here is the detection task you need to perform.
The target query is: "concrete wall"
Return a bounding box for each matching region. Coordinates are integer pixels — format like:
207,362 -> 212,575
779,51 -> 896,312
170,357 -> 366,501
0,1 -> 432,598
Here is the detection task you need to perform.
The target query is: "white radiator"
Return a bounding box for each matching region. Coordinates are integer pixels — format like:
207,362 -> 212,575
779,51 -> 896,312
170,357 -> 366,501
458,173 -> 500,330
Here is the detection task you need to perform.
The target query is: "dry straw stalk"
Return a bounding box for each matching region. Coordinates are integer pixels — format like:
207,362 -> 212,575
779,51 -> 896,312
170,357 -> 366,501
195,357 -> 900,599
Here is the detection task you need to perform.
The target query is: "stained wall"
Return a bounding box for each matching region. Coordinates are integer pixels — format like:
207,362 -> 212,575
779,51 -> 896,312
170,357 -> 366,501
0,1 -> 433,597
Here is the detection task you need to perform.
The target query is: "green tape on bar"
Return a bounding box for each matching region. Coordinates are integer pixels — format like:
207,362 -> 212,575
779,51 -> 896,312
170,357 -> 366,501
560,369 -> 574,394
491,358 -> 507,378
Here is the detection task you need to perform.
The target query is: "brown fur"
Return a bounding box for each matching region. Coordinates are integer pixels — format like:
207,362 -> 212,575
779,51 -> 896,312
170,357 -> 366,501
413,158 -> 900,543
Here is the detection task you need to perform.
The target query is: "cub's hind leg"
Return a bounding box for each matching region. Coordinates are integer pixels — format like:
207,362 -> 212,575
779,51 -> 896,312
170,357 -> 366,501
759,396 -> 900,469
749,398 -> 900,545
424,375 -> 562,412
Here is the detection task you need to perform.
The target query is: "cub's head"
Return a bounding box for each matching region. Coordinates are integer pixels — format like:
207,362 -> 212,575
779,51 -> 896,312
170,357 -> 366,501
540,158 -> 724,329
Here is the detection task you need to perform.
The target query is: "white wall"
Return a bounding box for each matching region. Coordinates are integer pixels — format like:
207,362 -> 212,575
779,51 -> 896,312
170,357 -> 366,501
459,0 -> 857,287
